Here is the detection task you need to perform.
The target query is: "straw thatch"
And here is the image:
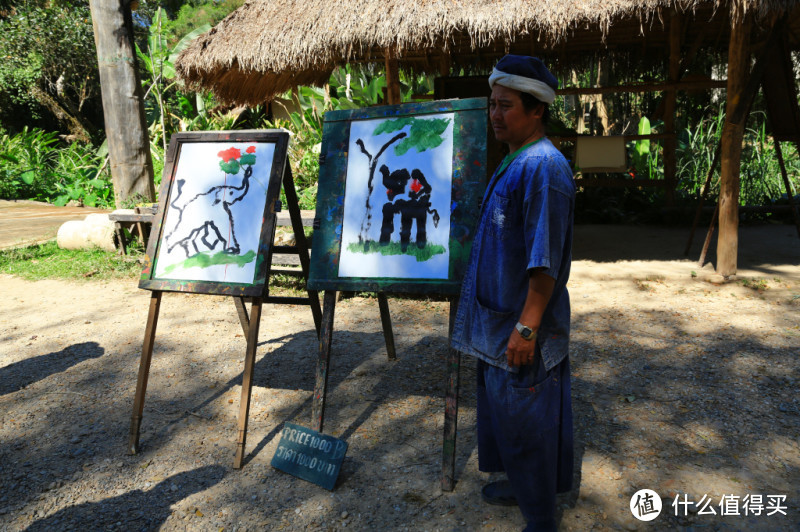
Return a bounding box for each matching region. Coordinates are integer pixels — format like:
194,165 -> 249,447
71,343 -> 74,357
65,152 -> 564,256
176,0 -> 798,105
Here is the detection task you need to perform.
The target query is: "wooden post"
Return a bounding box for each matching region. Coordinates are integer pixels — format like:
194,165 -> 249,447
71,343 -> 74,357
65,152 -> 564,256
385,48 -> 401,106
717,14 -> 752,277
439,53 -> 451,78
663,10 -> 682,206
88,0 -> 155,207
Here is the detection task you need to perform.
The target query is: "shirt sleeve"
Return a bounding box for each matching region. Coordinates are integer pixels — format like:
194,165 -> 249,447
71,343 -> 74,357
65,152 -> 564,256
522,156 -> 573,278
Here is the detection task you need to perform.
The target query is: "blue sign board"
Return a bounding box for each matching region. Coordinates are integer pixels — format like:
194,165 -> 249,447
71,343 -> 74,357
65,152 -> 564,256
271,422 -> 348,490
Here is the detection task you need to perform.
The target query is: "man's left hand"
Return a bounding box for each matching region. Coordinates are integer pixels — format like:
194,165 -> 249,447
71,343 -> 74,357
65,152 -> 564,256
506,330 -> 536,367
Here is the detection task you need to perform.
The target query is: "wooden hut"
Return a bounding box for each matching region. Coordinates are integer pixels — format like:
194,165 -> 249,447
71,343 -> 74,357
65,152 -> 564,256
176,0 -> 800,278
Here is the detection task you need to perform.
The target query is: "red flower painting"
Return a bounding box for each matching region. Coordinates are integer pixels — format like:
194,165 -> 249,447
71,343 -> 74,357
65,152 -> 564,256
217,147 -> 242,163
246,146 -> 256,154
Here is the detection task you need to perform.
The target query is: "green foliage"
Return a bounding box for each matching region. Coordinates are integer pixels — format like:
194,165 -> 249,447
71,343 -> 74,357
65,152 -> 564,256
630,117 -> 651,173
159,0 -> 243,46
0,1 -> 100,133
0,241 -> 142,281
676,108 -> 800,209
0,127 -> 113,207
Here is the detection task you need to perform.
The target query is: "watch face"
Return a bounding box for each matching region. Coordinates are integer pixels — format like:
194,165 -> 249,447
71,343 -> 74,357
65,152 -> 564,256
516,323 -> 534,339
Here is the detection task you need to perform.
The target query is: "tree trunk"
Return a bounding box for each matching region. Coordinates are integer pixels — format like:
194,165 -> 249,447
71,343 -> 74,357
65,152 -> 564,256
28,86 -> 93,143
89,0 -> 155,207
717,14 -> 752,277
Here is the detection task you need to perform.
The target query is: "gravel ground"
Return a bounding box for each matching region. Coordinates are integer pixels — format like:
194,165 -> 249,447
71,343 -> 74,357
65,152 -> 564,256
1,225 -> 799,531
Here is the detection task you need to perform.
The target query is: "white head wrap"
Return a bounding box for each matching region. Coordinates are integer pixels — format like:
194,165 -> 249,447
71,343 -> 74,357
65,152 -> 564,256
488,68 -> 556,104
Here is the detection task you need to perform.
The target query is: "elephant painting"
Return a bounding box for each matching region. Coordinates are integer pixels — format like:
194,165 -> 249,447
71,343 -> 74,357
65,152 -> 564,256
163,165 -> 253,257
162,145 -> 258,259
378,164 -> 440,251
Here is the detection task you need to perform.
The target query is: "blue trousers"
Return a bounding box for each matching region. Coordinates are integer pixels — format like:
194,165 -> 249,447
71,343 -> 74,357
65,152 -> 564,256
477,355 -> 573,531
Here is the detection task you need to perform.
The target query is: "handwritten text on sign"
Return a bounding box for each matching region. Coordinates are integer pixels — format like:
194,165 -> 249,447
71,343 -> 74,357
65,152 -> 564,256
270,423 -> 348,490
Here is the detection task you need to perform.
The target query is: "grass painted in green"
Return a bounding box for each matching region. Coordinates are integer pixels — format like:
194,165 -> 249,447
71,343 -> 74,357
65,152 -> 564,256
162,249 -> 256,275
0,241 -> 143,281
347,240 -> 446,262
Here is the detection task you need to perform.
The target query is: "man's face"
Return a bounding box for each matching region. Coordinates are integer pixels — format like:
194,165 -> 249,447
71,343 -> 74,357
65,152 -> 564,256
489,84 -> 543,151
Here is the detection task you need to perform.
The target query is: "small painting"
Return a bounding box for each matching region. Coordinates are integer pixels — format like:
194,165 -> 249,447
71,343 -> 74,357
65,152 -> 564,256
140,131 -> 288,296
309,98 -> 488,295
339,113 -> 454,279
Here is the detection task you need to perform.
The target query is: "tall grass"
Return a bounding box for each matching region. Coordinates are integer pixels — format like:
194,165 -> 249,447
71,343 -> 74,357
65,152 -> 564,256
0,127 -> 113,207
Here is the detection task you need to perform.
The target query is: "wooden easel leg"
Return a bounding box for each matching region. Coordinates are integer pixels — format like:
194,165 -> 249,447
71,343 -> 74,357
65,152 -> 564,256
115,223 -> 128,256
233,296 -> 250,336
129,291 -> 162,454
312,291 -> 337,432
377,292 -> 396,360
685,144 -> 721,256
282,164 -> 322,335
442,296 -> 460,491
698,203 -> 719,268
234,298 -> 263,469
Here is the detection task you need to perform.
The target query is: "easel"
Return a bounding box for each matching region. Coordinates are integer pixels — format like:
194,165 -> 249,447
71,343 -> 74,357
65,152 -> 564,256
129,161 -> 321,469
311,291 -> 462,490
685,22 -> 800,264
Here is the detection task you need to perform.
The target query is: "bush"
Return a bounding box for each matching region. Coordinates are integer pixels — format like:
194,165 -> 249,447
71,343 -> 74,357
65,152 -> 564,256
0,127 -> 113,207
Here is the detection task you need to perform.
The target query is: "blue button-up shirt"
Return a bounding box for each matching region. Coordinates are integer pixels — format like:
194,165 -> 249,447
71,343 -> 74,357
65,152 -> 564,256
450,138 -> 575,372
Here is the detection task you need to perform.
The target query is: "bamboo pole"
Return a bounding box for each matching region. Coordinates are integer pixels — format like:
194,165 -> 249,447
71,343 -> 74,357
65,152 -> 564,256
717,14 -> 752,277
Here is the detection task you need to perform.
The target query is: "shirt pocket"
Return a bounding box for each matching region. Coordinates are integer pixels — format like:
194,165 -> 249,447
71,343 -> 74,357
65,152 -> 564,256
507,370 -> 560,439
485,193 -> 511,240
469,296 -> 515,361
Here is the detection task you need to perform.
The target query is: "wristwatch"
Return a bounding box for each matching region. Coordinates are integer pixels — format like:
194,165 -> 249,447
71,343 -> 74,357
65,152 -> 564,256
515,322 -> 536,341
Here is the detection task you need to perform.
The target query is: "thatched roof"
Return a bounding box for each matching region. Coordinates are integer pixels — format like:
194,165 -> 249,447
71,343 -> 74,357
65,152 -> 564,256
176,0 -> 798,105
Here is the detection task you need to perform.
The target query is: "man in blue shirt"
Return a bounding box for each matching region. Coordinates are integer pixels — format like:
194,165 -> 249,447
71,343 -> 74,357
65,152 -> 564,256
450,55 -> 575,531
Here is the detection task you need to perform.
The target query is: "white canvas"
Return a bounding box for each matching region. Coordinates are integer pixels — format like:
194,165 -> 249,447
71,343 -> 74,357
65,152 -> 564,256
153,142 -> 275,283
338,113 -> 454,279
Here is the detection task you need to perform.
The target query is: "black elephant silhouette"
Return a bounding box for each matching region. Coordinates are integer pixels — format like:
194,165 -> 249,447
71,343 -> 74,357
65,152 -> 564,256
378,165 -> 440,251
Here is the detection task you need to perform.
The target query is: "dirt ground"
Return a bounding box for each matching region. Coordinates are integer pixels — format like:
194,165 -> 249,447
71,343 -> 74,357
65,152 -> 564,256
0,224 -> 798,531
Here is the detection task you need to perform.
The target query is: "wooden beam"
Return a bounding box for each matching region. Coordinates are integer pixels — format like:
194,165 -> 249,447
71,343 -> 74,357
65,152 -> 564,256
717,14 -> 753,277
556,79 -> 727,96
385,48 -> 401,105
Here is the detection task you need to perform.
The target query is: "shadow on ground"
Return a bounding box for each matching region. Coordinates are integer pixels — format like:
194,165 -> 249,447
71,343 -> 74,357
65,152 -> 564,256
0,342 -> 103,396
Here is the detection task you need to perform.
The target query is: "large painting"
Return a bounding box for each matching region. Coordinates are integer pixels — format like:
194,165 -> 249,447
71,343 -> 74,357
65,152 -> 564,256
309,98 -> 487,295
140,131 -> 288,296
